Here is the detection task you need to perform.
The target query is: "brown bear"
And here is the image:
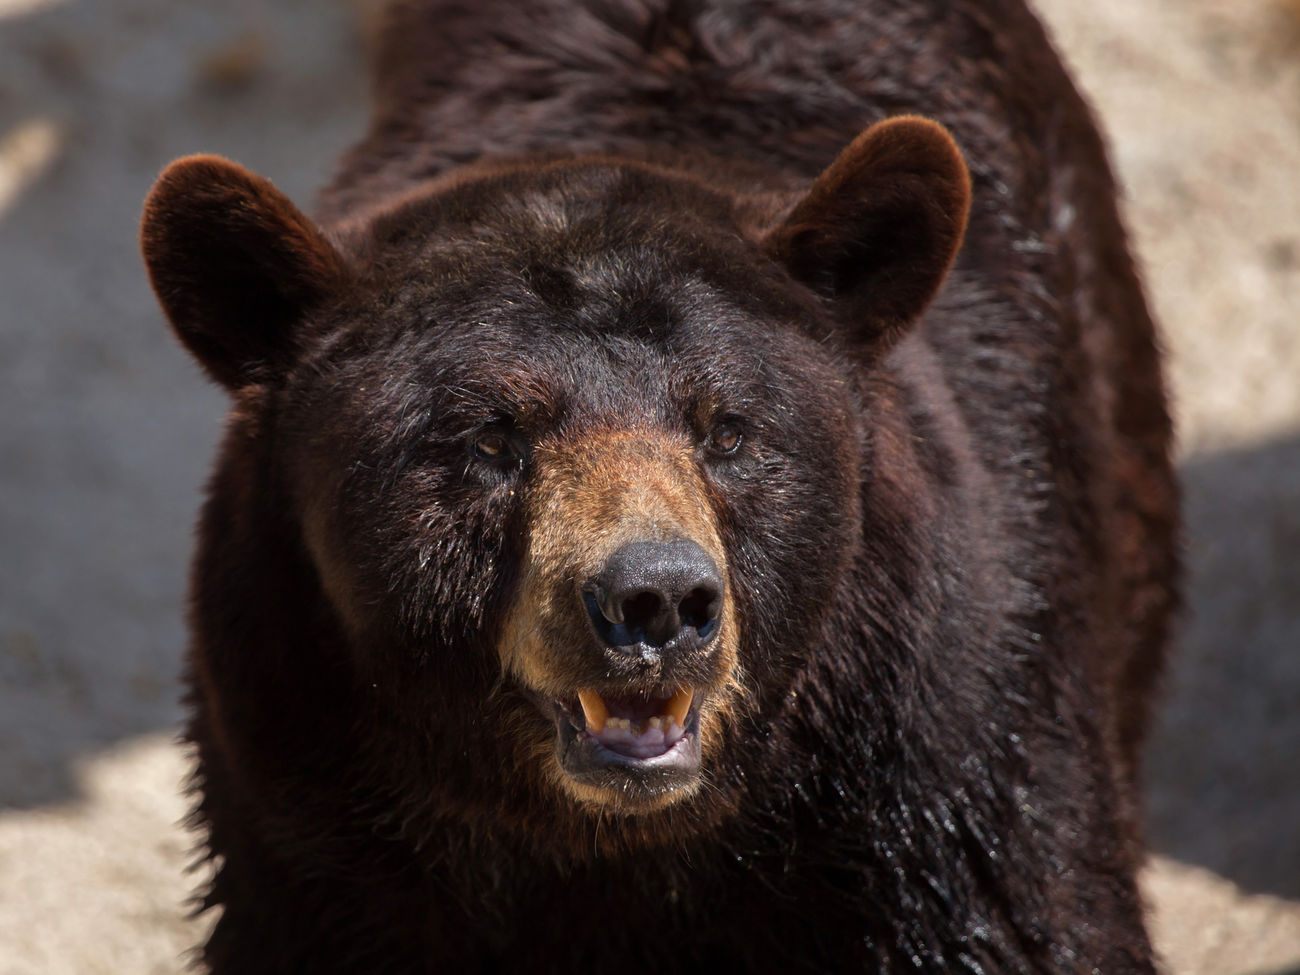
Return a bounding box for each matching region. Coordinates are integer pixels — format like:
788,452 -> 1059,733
141,0 -> 1178,971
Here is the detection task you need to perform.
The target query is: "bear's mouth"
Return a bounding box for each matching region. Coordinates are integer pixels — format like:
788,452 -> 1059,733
548,686 -> 703,800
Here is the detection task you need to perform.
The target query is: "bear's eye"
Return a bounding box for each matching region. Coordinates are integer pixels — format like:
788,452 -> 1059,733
707,420 -> 743,456
471,428 -> 517,464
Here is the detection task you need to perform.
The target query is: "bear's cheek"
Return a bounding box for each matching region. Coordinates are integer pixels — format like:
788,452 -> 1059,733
495,427 -> 746,810
712,409 -> 863,689
286,426 -> 514,670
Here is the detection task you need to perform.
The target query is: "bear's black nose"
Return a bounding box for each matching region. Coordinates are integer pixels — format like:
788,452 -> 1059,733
583,539 -> 723,651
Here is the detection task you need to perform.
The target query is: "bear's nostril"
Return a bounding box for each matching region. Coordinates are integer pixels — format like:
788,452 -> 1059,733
620,591 -> 665,632
678,586 -> 720,631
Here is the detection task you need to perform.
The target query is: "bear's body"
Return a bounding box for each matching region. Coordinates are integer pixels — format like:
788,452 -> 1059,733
142,0 -> 1177,971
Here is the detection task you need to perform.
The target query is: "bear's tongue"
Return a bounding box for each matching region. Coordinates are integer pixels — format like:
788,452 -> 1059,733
577,688 -> 692,760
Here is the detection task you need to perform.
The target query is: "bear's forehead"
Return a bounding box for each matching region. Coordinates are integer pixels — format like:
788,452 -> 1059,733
311,162 -> 838,427
333,296 -> 801,422
351,160 -> 787,304
306,263 -> 834,445
345,164 -> 814,349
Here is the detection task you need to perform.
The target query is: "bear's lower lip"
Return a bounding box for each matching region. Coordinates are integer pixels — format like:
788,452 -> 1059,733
547,689 -> 703,798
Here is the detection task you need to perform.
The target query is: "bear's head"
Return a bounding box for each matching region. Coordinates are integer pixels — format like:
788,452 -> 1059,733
142,117 -> 969,845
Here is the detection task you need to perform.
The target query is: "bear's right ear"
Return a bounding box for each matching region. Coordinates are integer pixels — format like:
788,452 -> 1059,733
141,155 -> 346,390
764,116 -> 971,359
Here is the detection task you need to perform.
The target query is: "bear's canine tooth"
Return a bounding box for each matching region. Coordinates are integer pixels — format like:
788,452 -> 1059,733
577,689 -> 608,735
666,688 -> 692,729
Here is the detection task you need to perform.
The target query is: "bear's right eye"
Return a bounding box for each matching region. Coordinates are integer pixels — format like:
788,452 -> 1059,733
472,429 -> 515,462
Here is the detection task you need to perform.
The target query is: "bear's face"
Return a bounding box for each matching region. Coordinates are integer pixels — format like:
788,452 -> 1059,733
278,163 -> 864,813
141,118 -> 969,830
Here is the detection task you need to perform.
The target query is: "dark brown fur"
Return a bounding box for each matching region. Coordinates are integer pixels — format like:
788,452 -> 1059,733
141,0 -> 1178,971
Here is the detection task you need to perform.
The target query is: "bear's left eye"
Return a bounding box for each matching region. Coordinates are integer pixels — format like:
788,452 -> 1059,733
706,420 -> 744,456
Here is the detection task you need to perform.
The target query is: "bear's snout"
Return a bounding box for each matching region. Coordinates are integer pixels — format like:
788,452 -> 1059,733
494,426 -> 745,807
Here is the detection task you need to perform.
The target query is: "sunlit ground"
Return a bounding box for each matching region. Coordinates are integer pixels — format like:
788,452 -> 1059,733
0,119 -> 62,218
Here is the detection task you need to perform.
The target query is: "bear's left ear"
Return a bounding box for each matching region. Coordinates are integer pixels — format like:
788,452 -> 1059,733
764,116 -> 971,357
141,155 -> 347,390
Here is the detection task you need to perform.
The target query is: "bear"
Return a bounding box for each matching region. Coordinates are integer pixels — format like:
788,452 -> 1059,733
140,0 -> 1179,971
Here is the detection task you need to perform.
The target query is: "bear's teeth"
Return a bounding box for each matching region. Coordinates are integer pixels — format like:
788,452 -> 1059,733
575,687 -> 694,737
666,688 -> 692,729
577,689 -> 608,734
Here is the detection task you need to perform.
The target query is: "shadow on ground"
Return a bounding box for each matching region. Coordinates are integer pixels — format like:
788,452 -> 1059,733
1146,432 -> 1300,901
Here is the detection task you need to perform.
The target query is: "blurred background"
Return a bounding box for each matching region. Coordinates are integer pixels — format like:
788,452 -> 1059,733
0,1 -> 1296,971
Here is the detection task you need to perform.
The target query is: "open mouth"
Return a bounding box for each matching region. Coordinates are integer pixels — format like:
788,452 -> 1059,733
575,687 -> 692,758
548,686 -> 703,799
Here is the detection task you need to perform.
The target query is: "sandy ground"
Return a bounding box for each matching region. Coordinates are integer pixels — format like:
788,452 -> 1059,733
0,0 -> 1296,972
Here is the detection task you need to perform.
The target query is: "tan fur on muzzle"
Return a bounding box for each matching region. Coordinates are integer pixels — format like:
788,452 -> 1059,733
498,427 -> 744,805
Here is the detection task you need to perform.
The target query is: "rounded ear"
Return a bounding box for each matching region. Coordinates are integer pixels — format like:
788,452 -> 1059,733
140,155 -> 346,390
765,116 -> 971,356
